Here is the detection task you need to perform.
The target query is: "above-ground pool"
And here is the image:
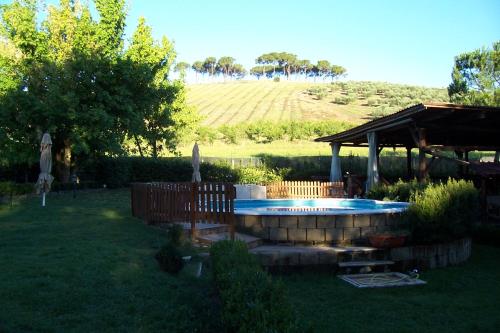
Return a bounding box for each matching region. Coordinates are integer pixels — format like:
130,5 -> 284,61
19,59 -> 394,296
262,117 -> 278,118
234,198 -> 410,244
235,198 -> 409,215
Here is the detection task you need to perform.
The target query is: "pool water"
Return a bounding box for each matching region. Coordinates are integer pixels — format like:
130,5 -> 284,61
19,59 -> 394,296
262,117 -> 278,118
234,198 -> 409,215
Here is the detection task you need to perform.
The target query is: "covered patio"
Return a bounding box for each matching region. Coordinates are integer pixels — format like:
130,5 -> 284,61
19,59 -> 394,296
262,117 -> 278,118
315,103 -> 500,193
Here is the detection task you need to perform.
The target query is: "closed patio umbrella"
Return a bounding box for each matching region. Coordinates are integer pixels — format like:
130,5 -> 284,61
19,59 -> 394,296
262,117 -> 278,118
192,142 -> 201,182
36,133 -> 54,206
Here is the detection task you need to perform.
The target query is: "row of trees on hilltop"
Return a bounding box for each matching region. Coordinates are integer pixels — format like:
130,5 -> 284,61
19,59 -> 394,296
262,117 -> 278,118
0,0 -> 199,182
174,52 -> 347,82
251,52 -> 346,82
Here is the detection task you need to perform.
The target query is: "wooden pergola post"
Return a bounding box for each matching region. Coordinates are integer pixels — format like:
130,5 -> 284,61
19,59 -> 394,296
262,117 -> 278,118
418,128 -> 427,182
406,146 -> 412,179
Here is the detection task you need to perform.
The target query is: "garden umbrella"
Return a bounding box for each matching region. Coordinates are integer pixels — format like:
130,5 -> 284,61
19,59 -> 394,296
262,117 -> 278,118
36,133 -> 54,206
192,142 -> 201,182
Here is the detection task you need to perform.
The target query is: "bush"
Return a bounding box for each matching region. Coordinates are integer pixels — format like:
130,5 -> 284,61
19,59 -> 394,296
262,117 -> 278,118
155,243 -> 184,274
210,241 -> 301,333
0,181 -> 34,196
154,225 -> 186,274
236,166 -> 283,185
367,178 -> 427,202
405,179 -> 479,244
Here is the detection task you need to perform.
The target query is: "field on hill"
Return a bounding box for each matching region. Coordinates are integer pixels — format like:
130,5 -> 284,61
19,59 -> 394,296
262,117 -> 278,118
187,80 -> 449,126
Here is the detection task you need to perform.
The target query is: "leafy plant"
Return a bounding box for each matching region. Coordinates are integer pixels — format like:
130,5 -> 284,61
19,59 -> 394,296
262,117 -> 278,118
155,242 -> 184,274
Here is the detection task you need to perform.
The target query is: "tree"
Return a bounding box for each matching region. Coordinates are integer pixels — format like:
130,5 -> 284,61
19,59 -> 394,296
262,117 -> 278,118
329,65 -> 347,82
256,52 -> 279,77
191,60 -> 204,80
174,61 -> 190,79
0,0 -> 130,181
314,60 -> 331,81
231,63 -> 246,79
448,41 -> 499,106
125,17 -> 199,158
275,52 -> 297,79
203,56 -> 216,77
216,56 -> 235,78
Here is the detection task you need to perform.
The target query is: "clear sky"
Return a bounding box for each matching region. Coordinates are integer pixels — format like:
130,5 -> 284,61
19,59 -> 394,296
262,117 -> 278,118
2,0 -> 499,87
123,0 -> 499,87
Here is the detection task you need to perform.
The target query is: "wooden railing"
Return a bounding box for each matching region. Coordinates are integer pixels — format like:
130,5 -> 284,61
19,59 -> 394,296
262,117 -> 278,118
131,182 -> 235,238
266,181 -> 344,199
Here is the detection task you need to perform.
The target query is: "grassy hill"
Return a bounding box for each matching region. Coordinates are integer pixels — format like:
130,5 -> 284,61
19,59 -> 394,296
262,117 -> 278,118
187,80 -> 449,126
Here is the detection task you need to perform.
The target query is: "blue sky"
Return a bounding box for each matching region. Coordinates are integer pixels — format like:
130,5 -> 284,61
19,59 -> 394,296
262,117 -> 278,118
2,0 -> 499,87
123,0 -> 499,87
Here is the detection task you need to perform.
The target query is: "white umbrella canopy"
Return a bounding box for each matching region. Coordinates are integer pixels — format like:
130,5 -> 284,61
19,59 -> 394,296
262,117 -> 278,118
191,142 -> 201,182
36,133 -> 54,205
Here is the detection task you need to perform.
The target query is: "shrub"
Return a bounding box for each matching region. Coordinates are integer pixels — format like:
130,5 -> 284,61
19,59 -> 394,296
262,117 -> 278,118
405,178 -> 479,244
236,166 -> 283,185
0,181 -> 34,196
367,178 -> 427,202
472,225 -> 500,247
155,242 -> 184,274
210,240 -> 301,333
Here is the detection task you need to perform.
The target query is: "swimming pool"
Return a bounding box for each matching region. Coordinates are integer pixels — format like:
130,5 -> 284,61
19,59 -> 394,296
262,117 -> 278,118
234,198 -> 409,244
235,198 -> 409,215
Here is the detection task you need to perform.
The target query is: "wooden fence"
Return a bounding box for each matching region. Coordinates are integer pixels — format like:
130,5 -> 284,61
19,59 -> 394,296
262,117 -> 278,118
131,182 -> 235,238
266,181 -> 344,199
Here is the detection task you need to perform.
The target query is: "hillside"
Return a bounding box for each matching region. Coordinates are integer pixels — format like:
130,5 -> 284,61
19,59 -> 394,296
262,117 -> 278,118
187,80 -> 449,126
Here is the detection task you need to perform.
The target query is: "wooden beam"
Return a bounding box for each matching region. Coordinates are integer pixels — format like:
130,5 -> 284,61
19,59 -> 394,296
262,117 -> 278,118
406,147 -> 412,179
418,128 -> 427,182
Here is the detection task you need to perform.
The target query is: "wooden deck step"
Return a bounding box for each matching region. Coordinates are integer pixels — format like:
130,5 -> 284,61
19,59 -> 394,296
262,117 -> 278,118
197,232 -> 263,249
338,260 -> 394,268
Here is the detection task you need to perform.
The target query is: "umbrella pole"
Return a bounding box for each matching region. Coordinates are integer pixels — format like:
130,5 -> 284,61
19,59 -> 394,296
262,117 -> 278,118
42,190 -> 46,207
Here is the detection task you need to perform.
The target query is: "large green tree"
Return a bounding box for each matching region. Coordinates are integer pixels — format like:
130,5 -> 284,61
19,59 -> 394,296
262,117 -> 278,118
0,0 -> 198,180
448,41 -> 499,106
125,17 -> 199,158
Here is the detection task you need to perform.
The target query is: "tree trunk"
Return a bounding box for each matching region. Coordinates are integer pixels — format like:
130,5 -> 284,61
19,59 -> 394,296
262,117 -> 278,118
56,139 -> 71,183
134,134 -> 144,157
152,140 -> 158,159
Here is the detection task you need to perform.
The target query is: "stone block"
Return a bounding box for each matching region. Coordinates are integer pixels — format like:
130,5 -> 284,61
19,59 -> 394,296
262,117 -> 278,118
269,228 -> 287,241
243,215 -> 260,228
336,215 -> 353,228
317,216 -> 335,228
318,251 -> 338,264
288,228 -> 307,242
298,216 -> 317,228
306,229 -> 325,242
299,252 -> 319,265
360,227 -> 377,237
250,225 -> 269,239
279,216 -> 298,228
353,214 -> 371,227
343,227 -> 361,241
324,228 -> 343,242
370,214 -> 386,227
386,213 -> 399,226
262,216 -> 279,228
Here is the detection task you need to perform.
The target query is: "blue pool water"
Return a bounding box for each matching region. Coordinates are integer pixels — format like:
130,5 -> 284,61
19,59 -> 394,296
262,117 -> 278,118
234,198 -> 409,215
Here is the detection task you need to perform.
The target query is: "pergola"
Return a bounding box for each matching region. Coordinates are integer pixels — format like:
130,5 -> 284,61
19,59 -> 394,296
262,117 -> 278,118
315,103 -> 500,191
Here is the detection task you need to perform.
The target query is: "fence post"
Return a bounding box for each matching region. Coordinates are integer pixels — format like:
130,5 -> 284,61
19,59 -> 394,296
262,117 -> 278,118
190,182 -> 197,239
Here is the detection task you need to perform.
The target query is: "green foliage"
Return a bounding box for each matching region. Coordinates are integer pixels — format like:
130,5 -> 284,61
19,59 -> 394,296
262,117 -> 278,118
236,166 -> 283,185
448,41 -> 499,106
405,179 -> 479,244
0,181 -> 33,196
0,0 -> 199,181
155,242 -> 184,274
306,86 -> 329,100
367,178 -> 427,202
210,240 -> 301,333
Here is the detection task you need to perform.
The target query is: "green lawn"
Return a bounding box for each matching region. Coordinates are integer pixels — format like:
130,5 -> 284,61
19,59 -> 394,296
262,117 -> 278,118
282,245 -> 500,333
0,190 -> 220,332
1,190 -> 499,332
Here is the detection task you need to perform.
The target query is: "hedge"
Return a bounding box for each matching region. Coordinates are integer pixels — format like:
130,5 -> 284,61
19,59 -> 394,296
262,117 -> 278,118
210,241 -> 301,333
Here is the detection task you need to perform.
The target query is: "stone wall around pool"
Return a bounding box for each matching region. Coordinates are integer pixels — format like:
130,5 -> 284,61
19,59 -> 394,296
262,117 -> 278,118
236,212 -> 407,245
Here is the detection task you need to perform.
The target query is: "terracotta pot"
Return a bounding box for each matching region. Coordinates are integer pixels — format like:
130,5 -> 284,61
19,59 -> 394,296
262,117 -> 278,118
368,234 -> 406,248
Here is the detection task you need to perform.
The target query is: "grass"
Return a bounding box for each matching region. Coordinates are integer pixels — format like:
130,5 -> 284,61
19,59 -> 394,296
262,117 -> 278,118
282,245 -> 500,333
2,190 -> 499,332
187,80 -> 448,126
0,190 -> 220,332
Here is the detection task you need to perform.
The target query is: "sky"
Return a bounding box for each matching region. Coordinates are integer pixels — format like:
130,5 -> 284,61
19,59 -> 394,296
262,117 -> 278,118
121,0 -> 499,87
2,0 -> 499,87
